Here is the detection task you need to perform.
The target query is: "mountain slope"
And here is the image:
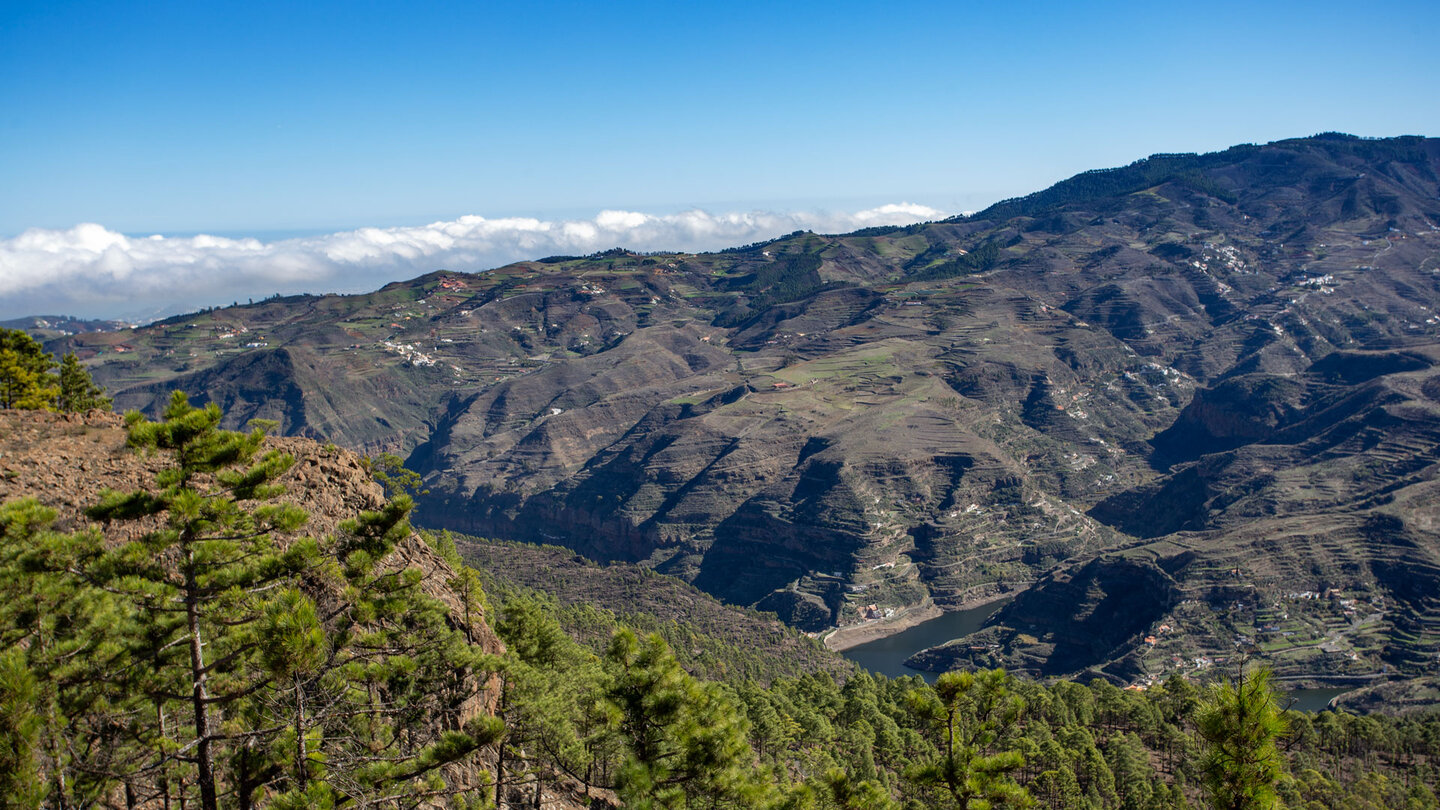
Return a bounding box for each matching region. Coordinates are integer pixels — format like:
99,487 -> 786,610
53,134 -> 1440,687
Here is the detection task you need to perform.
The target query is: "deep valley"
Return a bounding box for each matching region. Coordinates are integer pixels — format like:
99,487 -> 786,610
53,134 -> 1440,697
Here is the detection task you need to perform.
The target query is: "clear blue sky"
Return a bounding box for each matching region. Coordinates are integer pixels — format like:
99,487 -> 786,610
2,0 -> 1436,237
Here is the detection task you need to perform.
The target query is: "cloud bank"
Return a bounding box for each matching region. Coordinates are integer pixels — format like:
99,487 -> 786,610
0,203 -> 947,321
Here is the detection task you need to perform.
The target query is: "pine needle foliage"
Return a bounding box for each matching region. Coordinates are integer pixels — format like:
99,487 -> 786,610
605,628 -> 766,809
56,353 -> 111,412
907,668 -> 1033,809
0,329 -> 109,412
1197,664 -> 1289,810
0,392 -> 500,809
0,329 -> 60,410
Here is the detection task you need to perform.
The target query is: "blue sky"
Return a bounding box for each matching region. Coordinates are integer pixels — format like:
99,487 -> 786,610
1,0 -> 1436,318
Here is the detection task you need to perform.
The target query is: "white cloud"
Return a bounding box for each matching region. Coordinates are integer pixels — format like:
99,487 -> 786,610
0,203 -> 948,321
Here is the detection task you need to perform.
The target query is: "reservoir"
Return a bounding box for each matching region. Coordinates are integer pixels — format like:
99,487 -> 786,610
840,598 -> 1011,682
1285,686 -> 1351,713
842,599 -> 1354,712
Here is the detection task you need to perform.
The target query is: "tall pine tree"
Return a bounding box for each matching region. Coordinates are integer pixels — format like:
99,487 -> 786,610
1197,664 -> 1288,810
0,329 -> 58,410
0,498 -> 139,809
604,629 -> 766,809
82,392 -> 501,808
55,354 -> 111,413
907,668 -> 1033,809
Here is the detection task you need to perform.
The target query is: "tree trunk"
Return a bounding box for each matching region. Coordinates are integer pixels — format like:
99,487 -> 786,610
236,749 -> 254,810
294,673 -> 308,789
462,578 -> 475,644
184,544 -> 219,810
157,702 -> 172,810
39,632 -> 70,810
495,740 -> 507,809
495,676 -> 512,809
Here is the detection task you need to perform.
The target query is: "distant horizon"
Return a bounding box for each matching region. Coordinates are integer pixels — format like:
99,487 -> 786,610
7,130 -> 1429,245
4,0 -> 1437,319
62,189 -> 1003,246
0,200 -> 957,322
2,130 -> 1435,322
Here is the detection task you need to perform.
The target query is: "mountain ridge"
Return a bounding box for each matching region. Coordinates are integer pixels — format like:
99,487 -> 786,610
45,133 -> 1440,690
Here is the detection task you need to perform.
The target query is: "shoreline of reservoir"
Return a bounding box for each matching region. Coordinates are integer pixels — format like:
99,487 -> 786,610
823,591 -> 1014,652
833,596 -> 1015,682
823,602 -> 943,652
827,596 -> 1366,712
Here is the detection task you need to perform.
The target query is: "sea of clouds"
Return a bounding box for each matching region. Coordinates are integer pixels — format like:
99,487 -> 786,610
0,203 -> 948,322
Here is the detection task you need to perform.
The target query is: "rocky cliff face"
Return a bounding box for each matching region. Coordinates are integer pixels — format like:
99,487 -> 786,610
54,134 -> 1440,683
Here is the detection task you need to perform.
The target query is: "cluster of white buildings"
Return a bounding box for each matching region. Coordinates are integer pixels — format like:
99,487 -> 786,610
381,340 -> 436,367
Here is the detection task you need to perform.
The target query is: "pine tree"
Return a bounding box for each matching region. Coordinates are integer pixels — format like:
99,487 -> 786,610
0,329 -> 59,410
1106,732 -> 1154,809
0,649 -> 43,810
367,452 -> 427,499
604,629 -> 766,809
907,668 -> 1033,809
819,768 -> 898,810
491,595 -> 608,807
82,392 -> 502,808
1197,664 -> 1289,810
304,498 -> 503,806
55,354 -> 111,413
86,393 -> 315,810
1031,767 -> 1086,810
0,498 -> 138,809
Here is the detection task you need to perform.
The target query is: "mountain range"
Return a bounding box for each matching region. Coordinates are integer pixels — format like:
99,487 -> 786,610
50,133 -> 1440,693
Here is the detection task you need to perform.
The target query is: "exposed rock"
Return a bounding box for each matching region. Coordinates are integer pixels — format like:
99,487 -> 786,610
47,135 -> 1440,684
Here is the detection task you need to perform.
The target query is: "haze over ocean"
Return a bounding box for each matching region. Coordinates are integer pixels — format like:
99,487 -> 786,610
0,204 -> 947,320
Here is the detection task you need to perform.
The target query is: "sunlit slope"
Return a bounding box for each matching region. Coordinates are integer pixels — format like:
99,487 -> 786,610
61,135 -> 1440,686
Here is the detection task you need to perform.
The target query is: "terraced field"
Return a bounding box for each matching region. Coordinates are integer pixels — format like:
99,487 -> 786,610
55,135 -> 1440,693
